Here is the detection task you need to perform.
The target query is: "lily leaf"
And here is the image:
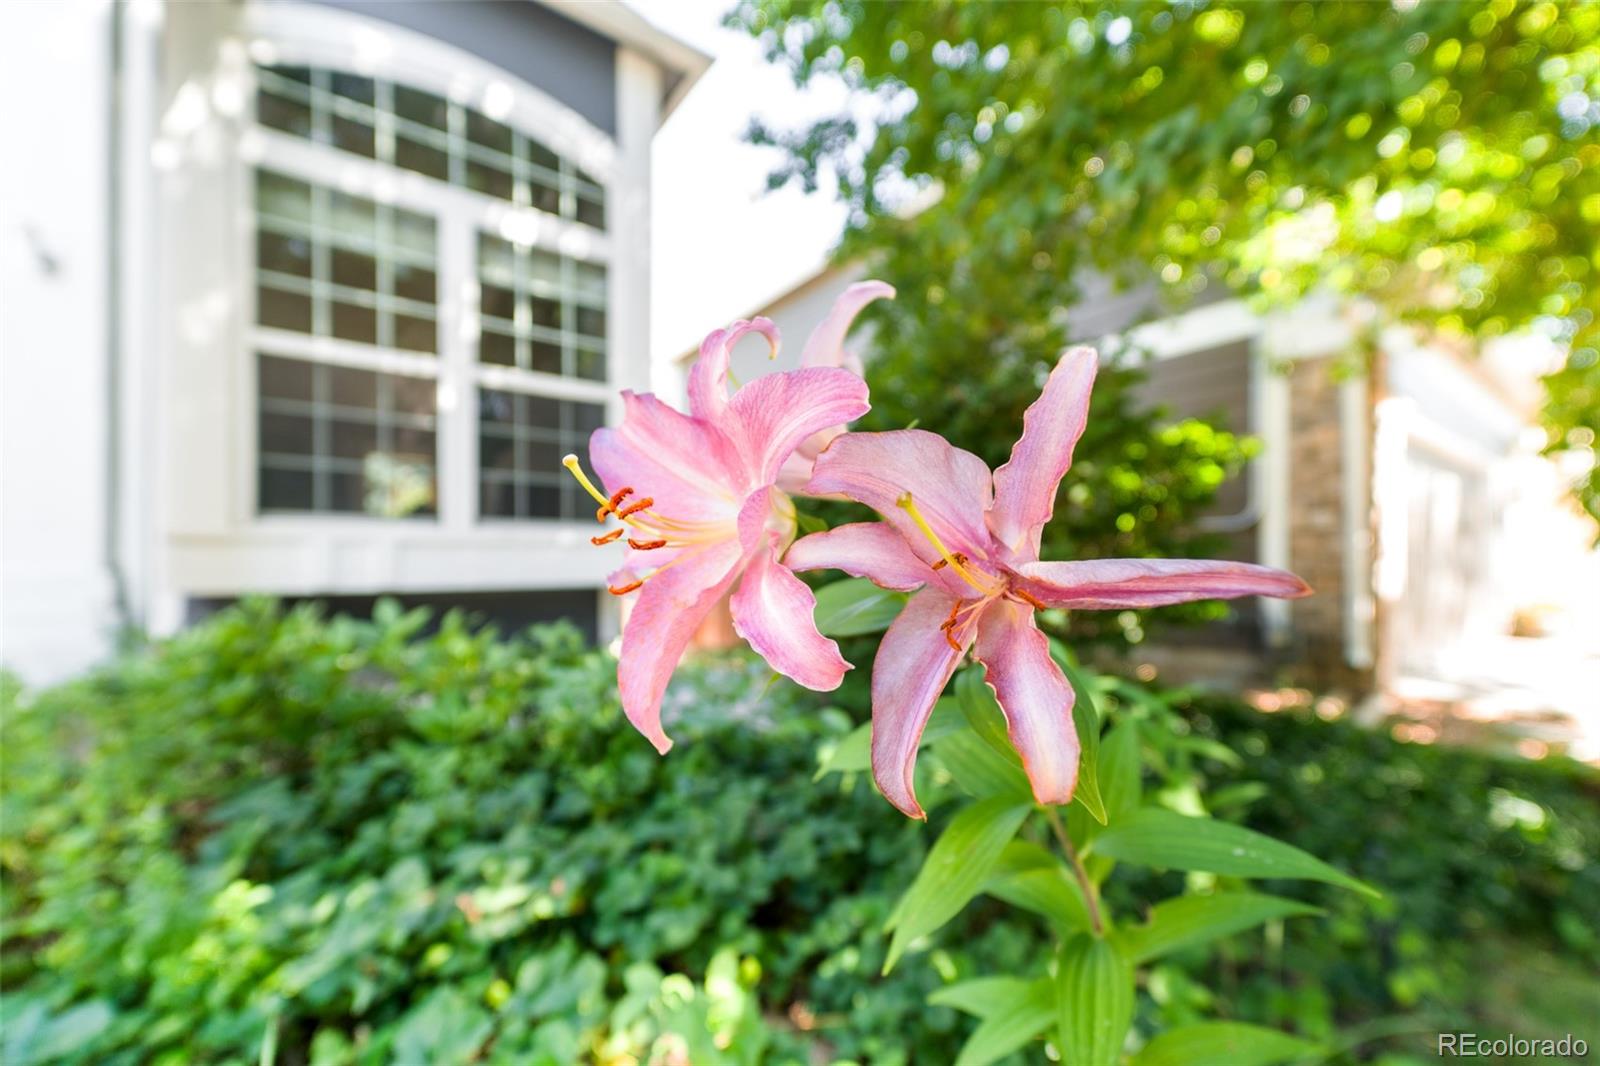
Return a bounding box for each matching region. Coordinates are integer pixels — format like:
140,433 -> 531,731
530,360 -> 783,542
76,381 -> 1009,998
1115,892 -> 1323,964
1092,809 -> 1380,898
812,577 -> 907,637
884,797 -> 1031,972
1132,1022 -> 1323,1066
1056,934 -> 1134,1066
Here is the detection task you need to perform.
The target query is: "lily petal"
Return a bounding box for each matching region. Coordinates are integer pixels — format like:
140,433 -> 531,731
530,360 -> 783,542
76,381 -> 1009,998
1016,558 -> 1313,609
805,429 -> 995,562
989,347 -> 1098,557
974,598 -> 1080,807
731,544 -> 851,691
617,538 -> 746,753
800,279 -> 895,370
724,366 -> 870,487
785,522 -> 939,592
687,318 -> 780,423
591,391 -> 745,519
871,586 -> 973,819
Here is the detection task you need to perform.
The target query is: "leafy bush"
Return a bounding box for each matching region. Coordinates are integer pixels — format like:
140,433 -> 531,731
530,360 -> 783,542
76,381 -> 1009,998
4,602 -> 1596,1063
0,600 -> 1028,1065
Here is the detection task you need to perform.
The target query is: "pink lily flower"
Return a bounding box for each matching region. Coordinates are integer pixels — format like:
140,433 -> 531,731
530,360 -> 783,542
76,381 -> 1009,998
562,319 -> 870,754
775,280 -> 896,494
786,347 -> 1312,819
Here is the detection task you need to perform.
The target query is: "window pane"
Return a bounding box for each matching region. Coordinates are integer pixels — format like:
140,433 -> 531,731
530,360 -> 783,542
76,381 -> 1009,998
393,265 -> 436,304
394,85 -> 448,130
328,365 -> 376,408
575,348 -> 606,382
258,90 -> 311,138
529,339 -> 561,376
575,305 -> 605,339
530,295 -> 560,329
481,283 -> 516,322
260,467 -> 314,511
481,477 -> 518,518
257,171 -> 311,225
467,160 -> 512,200
528,250 -> 561,287
575,195 -> 605,230
329,191 -> 376,244
330,418 -> 378,460
260,411 -> 313,455
330,72 -> 374,106
331,247 -> 376,291
332,116 -> 375,158
332,301 -> 377,344
397,136 -> 448,181
259,284 -> 311,333
260,355 -> 313,401
258,230 -> 312,278
468,110 -> 513,154
524,483 -> 561,518
529,179 -> 560,216
394,209 -> 437,257
526,138 -> 559,170
393,314 -> 436,353
480,328 -> 517,367
480,432 -> 515,472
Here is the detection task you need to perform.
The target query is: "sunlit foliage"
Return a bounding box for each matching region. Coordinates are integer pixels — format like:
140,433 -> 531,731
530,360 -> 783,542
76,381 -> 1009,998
731,0 -> 1600,527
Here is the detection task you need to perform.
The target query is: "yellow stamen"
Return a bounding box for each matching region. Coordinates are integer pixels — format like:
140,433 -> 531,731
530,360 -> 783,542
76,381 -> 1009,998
564,454 -> 659,533
896,493 -> 998,595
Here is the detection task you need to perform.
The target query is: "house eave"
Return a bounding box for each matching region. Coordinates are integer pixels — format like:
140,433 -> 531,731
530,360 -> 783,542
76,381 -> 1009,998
539,0 -> 712,121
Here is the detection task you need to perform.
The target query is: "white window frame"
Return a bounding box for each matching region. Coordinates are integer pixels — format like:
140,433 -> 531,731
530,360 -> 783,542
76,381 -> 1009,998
236,1 -> 619,535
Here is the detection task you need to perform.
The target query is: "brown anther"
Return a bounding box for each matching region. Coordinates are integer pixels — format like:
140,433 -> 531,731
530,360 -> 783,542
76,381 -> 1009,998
617,496 -> 655,518
944,628 -> 963,651
591,529 -> 625,545
1011,587 -> 1049,610
596,503 -> 613,522
931,559 -> 948,571
627,538 -> 667,550
608,487 -> 634,509
953,552 -> 969,565
607,580 -> 644,595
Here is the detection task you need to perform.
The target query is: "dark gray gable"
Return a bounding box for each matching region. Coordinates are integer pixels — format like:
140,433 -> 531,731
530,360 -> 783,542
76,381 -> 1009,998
314,0 -> 616,135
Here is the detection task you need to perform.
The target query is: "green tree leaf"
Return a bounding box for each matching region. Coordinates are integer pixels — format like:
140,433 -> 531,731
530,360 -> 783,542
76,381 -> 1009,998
1133,1022 -> 1323,1066
812,577 -> 907,637
1116,892 -> 1324,964
1056,934 -> 1134,1066
982,845 -> 1092,935
1093,809 -> 1379,897
884,797 -> 1032,972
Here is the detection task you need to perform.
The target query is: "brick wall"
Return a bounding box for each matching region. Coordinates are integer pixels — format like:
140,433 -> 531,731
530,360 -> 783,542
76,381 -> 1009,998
1286,354 -> 1376,693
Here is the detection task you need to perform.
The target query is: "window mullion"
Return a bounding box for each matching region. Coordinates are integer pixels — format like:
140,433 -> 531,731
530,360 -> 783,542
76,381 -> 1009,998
436,199 -> 478,531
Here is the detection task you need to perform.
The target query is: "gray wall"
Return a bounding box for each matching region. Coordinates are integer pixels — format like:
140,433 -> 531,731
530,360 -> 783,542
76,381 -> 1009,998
315,0 -> 616,134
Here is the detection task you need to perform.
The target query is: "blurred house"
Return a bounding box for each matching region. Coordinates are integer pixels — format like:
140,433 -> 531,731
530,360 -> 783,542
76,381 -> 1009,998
2,1 -> 708,682
697,265 -> 1599,731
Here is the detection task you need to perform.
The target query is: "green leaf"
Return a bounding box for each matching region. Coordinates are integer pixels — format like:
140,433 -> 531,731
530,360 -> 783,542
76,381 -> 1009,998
983,862 -> 1092,935
1092,809 -> 1380,897
1116,892 -> 1324,964
1133,1022 -> 1323,1066
955,667 -> 1022,764
812,577 -> 907,637
927,976 -> 1035,1019
1055,647 -> 1108,825
885,797 -> 1032,972
795,509 -> 829,535
1098,720 -> 1142,824
1056,934 -> 1134,1066
815,697 -> 965,781
948,978 -> 1055,1066
933,730 -> 1033,801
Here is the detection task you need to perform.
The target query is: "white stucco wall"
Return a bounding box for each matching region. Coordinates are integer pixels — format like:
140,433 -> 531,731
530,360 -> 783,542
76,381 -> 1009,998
1,0 -> 121,684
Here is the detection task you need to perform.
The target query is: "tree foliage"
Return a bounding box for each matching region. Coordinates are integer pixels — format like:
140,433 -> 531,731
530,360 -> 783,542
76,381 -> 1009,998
732,0 -> 1600,527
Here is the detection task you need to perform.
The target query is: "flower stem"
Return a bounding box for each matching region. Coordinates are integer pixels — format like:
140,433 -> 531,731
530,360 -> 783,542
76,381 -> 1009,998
1044,805 -> 1104,937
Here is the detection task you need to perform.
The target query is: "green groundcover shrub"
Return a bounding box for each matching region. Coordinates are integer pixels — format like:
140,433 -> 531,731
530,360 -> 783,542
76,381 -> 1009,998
3,600 -> 1597,1064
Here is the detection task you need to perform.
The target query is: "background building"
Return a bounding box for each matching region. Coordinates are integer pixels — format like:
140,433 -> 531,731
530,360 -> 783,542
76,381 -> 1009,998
2,0 -> 708,682
706,265 -> 1600,750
